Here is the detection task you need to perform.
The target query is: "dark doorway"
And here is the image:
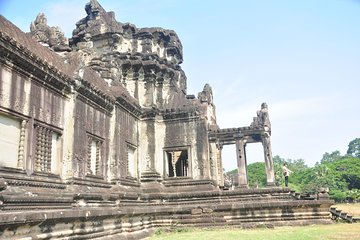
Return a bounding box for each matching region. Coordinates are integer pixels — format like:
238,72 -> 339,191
166,150 -> 188,177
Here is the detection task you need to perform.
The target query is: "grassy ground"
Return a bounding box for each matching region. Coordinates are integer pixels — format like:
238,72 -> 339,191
149,223 -> 360,240
149,203 -> 360,239
332,203 -> 360,217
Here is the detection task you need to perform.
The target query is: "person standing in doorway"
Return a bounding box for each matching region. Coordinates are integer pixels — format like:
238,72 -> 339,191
282,163 -> 293,187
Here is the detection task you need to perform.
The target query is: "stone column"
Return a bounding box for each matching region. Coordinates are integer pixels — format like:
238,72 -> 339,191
171,151 -> 182,177
208,142 -> 218,184
235,136 -> 248,188
262,132 -> 275,186
61,92 -> 76,180
107,108 -> 117,181
17,120 -> 27,170
217,142 -> 224,187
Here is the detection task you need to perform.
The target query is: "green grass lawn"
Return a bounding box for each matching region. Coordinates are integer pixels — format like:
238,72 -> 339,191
149,223 -> 360,240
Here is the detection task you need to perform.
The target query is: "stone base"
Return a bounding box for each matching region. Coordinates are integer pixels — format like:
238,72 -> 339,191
140,170 -> 162,183
0,185 -> 334,239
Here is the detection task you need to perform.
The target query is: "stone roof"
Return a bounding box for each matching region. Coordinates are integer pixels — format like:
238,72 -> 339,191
0,15 -> 72,77
0,15 -> 139,108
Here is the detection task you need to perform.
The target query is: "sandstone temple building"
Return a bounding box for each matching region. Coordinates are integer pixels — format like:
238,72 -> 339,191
0,1 -> 332,239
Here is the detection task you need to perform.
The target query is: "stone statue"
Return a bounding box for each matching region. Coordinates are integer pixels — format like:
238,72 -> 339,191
259,102 -> 271,128
198,84 -> 213,104
250,103 -> 271,129
30,13 -> 71,52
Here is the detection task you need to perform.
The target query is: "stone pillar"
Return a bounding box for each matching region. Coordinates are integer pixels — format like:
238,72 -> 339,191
217,142 -> 224,187
171,151 -> 182,177
262,132 -> 275,186
139,119 -> 162,182
208,142 -> 218,184
208,141 -> 225,187
61,92 -> 76,180
17,120 -> 27,169
107,108 -> 117,181
235,136 -> 248,188
26,110 -> 35,176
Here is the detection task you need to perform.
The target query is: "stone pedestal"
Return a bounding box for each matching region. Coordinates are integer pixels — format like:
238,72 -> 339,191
140,170 -> 162,182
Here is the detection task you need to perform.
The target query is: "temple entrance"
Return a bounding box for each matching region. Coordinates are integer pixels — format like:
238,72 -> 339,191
246,142 -> 264,164
245,142 -> 266,187
165,150 -> 188,177
208,102 -> 276,188
222,145 -> 237,172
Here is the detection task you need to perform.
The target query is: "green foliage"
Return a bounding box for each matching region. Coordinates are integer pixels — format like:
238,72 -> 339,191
227,168 -> 237,175
247,162 -> 266,187
292,156 -> 360,201
225,138 -> 360,202
329,189 -> 348,202
347,138 -> 360,158
321,150 -> 341,163
348,189 -> 360,201
155,229 -> 164,235
273,155 -> 308,188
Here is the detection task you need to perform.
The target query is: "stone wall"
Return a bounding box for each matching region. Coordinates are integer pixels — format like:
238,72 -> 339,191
0,187 -> 333,239
0,1 -> 334,239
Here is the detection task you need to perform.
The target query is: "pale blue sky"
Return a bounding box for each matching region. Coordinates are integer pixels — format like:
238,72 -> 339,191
1,0 -> 359,171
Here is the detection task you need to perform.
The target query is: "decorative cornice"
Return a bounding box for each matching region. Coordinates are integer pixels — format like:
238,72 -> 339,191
66,177 -> 112,188
115,96 -> 142,118
75,80 -> 114,114
0,33 -> 73,97
0,168 -> 66,189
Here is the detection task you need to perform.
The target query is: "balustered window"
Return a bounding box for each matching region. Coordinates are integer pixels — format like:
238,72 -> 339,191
165,149 -> 188,177
34,125 -> 61,174
87,136 -> 102,176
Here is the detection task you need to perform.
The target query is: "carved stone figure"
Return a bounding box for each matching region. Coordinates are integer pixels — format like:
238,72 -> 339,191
30,13 -> 71,51
198,84 -> 214,105
259,102 -> 271,128
250,102 -> 271,129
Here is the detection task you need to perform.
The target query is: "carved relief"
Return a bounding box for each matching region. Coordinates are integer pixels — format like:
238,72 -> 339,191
30,13 -> 71,52
0,92 -> 10,108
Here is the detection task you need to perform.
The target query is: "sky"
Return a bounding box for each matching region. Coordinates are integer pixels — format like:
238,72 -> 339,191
1,0 -> 359,172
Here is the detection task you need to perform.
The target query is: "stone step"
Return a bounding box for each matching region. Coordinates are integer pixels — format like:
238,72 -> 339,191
330,207 -> 354,223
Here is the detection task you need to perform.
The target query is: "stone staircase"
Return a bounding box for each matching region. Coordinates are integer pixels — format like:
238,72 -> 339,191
330,207 -> 360,223
289,190 -> 322,200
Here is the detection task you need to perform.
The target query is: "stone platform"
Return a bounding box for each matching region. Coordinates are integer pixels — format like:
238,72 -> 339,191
0,181 -> 333,239
0,1 -> 334,239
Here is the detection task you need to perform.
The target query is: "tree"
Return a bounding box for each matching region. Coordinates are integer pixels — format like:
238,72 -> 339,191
347,138 -> 360,158
226,151 -> 360,203
329,157 -> 360,190
272,155 -> 308,189
320,150 -> 341,163
247,162 -> 266,187
273,155 -> 285,186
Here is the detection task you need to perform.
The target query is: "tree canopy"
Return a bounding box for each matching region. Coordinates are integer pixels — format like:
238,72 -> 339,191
347,138 -> 360,158
227,138 -> 360,202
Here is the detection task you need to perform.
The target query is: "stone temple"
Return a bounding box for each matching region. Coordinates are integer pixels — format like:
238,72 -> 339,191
0,1 -> 332,239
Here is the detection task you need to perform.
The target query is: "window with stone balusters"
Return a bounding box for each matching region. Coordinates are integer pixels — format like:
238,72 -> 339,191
34,124 -> 61,174
86,135 -> 102,176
